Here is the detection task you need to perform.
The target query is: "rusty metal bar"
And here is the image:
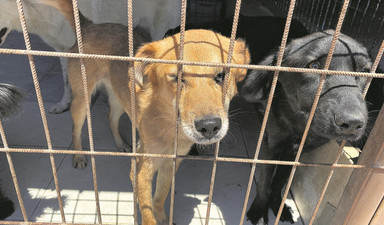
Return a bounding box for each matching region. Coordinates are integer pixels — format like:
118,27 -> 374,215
0,0 -> 383,224
169,0 -> 187,224
1,48 -> 383,78
205,0 -> 243,224
0,147 -> 383,170
239,0 -> 297,224
274,0 -> 351,224
308,38 -> 384,225
321,0 -> 334,30
71,0 -> 102,223
0,121 -> 28,221
363,0 -> 382,44
126,0 -> 138,224
14,0 -> 66,222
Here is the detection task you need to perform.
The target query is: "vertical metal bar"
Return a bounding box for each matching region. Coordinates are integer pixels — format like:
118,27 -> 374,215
363,0 -> 382,44
298,0 -> 308,25
239,0 -> 298,224
341,110 -> 384,225
126,0 -> 138,224
273,1 -> 351,224
0,121 -> 28,221
363,40 -> 384,98
311,0 -> 322,30
321,0 -> 334,30
348,0 -> 363,33
307,141 -> 346,225
326,1 -> 339,30
308,40 -> 384,225
169,0 -> 187,224
315,0 -> 329,31
356,0 -> 372,36
308,0 -> 318,31
369,10 -> 384,53
205,0 -> 243,223
302,0 -> 312,29
14,0 -> 66,222
71,0 -> 102,223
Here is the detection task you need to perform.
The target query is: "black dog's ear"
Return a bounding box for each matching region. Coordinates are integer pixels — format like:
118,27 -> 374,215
239,54 -> 275,103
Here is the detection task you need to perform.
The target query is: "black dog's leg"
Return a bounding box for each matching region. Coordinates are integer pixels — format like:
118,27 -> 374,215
269,144 -> 297,223
247,162 -> 276,225
246,137 -> 283,225
269,165 -> 295,223
0,188 -> 14,220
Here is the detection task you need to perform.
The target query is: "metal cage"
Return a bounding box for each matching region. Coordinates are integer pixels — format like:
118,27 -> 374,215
0,0 -> 383,224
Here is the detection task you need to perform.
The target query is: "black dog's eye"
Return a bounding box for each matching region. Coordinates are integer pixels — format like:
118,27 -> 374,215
215,72 -> 226,83
308,61 -> 321,69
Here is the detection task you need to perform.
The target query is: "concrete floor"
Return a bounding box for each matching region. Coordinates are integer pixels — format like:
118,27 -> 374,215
0,31 -> 303,225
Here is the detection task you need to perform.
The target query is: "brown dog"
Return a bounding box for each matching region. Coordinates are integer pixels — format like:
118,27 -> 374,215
40,1 -> 250,224
39,0 -> 150,168
132,31 -> 250,224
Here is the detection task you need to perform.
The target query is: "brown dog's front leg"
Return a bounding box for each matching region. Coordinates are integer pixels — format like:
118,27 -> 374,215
131,156 -> 157,225
153,159 -> 182,224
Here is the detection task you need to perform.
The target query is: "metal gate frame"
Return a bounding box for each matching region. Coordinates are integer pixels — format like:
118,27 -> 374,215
0,0 -> 383,224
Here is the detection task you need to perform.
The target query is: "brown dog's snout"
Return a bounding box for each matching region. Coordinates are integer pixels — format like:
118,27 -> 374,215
194,117 -> 222,139
334,113 -> 366,136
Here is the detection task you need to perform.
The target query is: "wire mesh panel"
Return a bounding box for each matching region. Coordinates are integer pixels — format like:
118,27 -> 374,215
0,0 -> 383,225
263,0 -> 384,63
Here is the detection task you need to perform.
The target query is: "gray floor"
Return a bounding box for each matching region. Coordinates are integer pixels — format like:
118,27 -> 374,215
0,31 -> 302,225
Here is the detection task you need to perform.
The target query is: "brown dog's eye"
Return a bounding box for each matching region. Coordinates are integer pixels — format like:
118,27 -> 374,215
215,72 -> 226,83
170,75 -> 185,84
308,61 -> 321,69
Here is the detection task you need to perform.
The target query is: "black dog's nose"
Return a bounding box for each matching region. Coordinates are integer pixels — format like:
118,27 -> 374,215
335,113 -> 365,135
195,118 -> 222,139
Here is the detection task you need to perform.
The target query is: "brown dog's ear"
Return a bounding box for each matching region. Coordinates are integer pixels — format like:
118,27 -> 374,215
232,39 -> 251,82
134,43 -> 156,89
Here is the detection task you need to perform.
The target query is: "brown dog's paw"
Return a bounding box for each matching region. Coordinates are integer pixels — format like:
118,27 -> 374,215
73,154 -> 87,169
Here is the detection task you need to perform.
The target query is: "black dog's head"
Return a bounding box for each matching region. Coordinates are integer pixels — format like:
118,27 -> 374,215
241,30 -> 371,142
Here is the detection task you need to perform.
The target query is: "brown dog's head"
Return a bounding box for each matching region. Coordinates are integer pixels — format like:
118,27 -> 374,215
134,29 -> 250,144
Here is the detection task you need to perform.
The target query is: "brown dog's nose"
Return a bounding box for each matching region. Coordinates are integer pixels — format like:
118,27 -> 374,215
335,113 -> 365,135
195,118 -> 222,139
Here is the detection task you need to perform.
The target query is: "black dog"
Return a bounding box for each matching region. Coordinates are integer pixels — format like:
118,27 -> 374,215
0,83 -> 24,220
240,30 -> 372,224
167,16 -> 381,224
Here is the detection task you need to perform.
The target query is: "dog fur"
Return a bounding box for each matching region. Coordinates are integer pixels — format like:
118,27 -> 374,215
0,83 -> 24,220
0,0 -> 76,114
240,30 -> 371,224
0,83 -> 24,120
41,1 -> 250,224
0,0 -> 181,114
77,0 -> 181,41
39,0 -> 150,166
